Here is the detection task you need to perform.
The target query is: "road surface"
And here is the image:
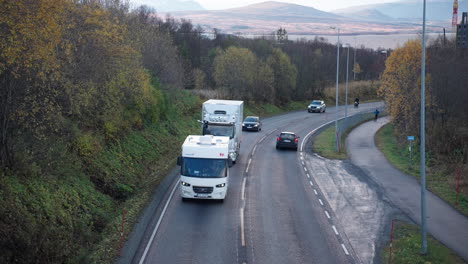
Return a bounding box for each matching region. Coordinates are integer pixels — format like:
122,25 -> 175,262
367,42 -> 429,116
119,102 -> 383,264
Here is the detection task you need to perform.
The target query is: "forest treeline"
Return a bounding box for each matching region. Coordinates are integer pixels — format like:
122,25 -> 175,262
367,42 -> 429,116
0,0 -> 385,262
380,39 -> 467,185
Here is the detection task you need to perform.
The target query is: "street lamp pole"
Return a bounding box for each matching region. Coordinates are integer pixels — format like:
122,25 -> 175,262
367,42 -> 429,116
332,27 -> 340,152
420,0 -> 428,255
345,44 -> 350,119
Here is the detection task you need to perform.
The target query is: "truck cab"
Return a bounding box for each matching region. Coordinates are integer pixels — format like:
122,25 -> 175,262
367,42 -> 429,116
178,135 -> 231,201
201,100 -> 243,165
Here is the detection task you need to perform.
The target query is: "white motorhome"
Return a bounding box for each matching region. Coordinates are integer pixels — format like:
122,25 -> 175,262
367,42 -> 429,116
201,100 -> 243,164
177,135 -> 231,201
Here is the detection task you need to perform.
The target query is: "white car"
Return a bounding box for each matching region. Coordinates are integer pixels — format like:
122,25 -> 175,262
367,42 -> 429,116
308,100 -> 326,113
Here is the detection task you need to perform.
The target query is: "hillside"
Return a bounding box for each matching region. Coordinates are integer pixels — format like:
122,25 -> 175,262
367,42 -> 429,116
164,1 -> 449,35
333,0 -> 468,21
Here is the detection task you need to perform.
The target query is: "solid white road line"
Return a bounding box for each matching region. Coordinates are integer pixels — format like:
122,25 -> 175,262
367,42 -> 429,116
240,208 -> 246,246
139,180 -> 179,264
341,244 -> 350,255
252,145 -> 257,156
325,210 -> 331,219
319,199 -> 324,206
313,189 -> 318,195
332,225 -> 339,236
241,178 -> 246,201
246,158 -> 252,173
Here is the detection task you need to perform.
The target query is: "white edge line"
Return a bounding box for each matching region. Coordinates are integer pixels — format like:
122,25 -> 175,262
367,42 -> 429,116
139,180 -> 179,264
332,225 -> 339,236
252,145 -> 257,156
325,210 -> 331,219
319,199 -> 324,206
341,244 -> 350,255
240,208 -> 245,246
246,158 -> 252,173
241,178 -> 246,200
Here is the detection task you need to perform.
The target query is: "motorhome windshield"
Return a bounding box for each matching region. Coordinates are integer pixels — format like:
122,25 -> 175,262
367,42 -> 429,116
181,158 -> 227,178
203,124 -> 235,138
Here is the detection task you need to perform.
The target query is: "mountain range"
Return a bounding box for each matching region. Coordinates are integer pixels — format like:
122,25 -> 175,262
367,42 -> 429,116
155,0 -> 468,35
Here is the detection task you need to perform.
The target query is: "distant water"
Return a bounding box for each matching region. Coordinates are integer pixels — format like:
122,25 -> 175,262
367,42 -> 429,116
289,33 -> 456,50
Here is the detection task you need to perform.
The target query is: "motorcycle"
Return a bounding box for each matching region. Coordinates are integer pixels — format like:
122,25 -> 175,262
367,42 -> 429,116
354,100 -> 359,108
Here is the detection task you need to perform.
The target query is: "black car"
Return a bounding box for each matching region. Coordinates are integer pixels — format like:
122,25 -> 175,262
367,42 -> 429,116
276,132 -> 299,150
242,116 -> 262,131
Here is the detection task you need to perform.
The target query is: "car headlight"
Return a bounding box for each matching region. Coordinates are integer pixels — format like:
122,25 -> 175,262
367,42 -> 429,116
242,124 -> 245,126
180,181 -> 190,187
216,183 -> 226,188
254,124 -> 258,127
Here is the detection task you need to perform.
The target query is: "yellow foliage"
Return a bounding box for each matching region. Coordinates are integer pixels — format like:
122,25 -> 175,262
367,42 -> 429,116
379,40 -> 426,132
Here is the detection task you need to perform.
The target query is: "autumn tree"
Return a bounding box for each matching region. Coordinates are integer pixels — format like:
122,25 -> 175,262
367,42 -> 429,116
379,40 -> 422,135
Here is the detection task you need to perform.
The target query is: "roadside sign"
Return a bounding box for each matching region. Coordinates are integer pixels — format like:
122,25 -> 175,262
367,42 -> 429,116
407,136 -> 414,160
407,136 -> 415,141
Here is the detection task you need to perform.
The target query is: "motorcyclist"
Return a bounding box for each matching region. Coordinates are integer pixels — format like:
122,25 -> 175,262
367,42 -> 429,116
354,97 -> 359,107
374,108 -> 380,120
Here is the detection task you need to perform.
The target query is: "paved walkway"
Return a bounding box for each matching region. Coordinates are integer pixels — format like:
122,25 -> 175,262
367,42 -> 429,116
346,117 -> 468,261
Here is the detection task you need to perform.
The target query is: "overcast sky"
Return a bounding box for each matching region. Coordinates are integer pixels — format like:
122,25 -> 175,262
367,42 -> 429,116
193,0 -> 399,11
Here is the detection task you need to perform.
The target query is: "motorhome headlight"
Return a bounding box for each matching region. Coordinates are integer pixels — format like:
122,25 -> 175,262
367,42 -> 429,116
180,181 -> 191,187
216,183 -> 226,188
229,152 -> 236,160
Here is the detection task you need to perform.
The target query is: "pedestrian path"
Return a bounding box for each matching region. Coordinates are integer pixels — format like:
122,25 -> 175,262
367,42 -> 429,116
346,117 -> 468,261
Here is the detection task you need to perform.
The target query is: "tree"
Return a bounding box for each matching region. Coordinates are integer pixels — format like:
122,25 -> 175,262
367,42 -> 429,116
276,27 -> 288,44
267,48 -> 297,104
379,40 -> 422,135
213,46 -> 257,100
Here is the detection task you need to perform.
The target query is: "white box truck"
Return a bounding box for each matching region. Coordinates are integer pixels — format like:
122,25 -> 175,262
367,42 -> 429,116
201,100 -> 243,164
177,135 -> 231,201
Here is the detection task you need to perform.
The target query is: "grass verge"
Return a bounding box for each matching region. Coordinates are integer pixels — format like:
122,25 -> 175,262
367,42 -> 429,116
381,220 -> 465,264
375,123 -> 468,216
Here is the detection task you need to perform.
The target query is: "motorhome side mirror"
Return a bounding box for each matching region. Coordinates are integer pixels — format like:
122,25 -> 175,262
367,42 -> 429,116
177,156 -> 182,166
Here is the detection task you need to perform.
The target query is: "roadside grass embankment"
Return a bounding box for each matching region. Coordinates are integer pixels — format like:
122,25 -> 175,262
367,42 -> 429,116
323,80 -> 381,106
375,123 -> 468,216
380,220 -> 465,264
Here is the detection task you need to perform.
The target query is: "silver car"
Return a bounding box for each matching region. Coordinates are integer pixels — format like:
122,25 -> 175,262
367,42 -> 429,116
307,100 -> 326,113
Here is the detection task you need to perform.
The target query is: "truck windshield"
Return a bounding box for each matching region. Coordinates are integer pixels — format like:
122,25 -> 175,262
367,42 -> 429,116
181,158 -> 227,178
203,124 -> 235,139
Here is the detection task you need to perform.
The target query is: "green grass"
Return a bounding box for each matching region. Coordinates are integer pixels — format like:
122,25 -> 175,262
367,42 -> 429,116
244,100 -> 308,118
313,125 -> 347,159
312,113 -> 378,160
375,123 -> 468,216
381,221 -> 465,264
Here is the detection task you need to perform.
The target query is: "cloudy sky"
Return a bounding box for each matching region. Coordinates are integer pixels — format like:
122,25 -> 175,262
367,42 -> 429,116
194,0 -> 400,11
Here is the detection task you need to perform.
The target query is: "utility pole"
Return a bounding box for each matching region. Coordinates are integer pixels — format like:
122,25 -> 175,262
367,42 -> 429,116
344,44 -> 350,119
420,0 -> 428,255
331,27 -> 340,152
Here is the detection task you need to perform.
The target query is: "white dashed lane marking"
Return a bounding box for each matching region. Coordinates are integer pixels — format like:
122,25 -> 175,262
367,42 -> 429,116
319,199 -> 324,206
332,225 -> 339,236
306,173 -> 310,179
341,244 -> 350,255
325,210 -> 331,219
313,189 -> 318,195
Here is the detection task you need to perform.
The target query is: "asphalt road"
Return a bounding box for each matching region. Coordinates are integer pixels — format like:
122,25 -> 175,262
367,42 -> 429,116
123,102 -> 383,264
347,117 -> 468,262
